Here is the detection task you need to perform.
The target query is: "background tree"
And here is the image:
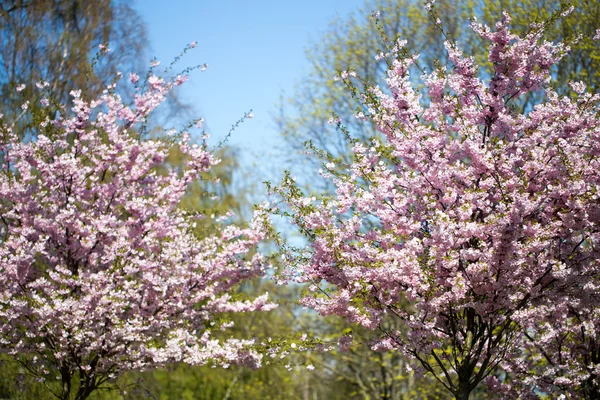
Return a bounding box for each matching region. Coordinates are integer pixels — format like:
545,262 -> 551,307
0,0 -> 148,133
303,316 -> 451,400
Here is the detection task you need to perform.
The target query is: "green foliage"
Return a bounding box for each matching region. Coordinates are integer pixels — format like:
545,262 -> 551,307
166,145 -> 247,235
307,318 -> 450,400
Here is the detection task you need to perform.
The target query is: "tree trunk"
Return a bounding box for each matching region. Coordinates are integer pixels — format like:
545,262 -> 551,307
455,384 -> 472,400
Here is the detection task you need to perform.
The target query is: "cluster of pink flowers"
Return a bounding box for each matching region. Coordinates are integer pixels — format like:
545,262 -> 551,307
274,13 -> 600,398
0,70 -> 273,395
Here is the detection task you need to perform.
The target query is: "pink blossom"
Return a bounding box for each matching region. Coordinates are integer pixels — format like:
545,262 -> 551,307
0,66 -> 273,395
129,72 -> 140,84
275,12 -> 600,399
338,335 -> 353,352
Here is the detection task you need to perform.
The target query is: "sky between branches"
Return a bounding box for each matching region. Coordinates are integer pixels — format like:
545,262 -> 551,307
138,0 -> 365,186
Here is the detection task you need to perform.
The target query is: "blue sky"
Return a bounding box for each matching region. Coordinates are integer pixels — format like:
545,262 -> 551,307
137,0 -> 366,185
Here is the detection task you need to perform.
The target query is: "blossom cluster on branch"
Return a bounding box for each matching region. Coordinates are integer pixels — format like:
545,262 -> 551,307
272,12 -> 600,399
0,66 -> 273,398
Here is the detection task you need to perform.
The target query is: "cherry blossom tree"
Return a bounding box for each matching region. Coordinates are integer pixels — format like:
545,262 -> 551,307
272,11 -> 600,400
0,64 -> 273,399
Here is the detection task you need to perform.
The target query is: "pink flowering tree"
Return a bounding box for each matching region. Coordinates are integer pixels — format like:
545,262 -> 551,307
271,11 -> 600,400
0,63 -> 273,399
